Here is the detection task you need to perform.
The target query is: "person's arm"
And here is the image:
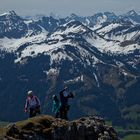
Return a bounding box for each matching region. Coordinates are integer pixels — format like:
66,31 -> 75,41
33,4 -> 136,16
24,98 -> 29,112
68,92 -> 74,98
60,89 -> 65,95
35,96 -> 41,107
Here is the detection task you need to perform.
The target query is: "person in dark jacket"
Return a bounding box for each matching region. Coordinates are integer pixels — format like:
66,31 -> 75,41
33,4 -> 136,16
59,87 -> 74,120
52,95 -> 60,118
24,90 -> 41,118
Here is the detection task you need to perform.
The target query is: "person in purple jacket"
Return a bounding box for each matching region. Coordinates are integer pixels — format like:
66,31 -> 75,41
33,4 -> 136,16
24,90 -> 41,118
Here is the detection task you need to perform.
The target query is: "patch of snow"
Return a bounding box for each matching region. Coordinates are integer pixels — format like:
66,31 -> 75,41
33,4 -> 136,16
86,18 -> 90,25
86,35 -> 140,54
129,18 -> 139,25
50,34 -> 64,41
93,73 -> 100,87
64,75 -> 84,83
104,30 -> 139,41
115,61 -> 124,68
45,68 -> 59,76
15,39 -> 75,63
53,24 -> 87,35
24,20 -> 33,24
92,55 -> 102,65
122,69 -> 128,76
96,23 -> 121,35
97,15 -> 107,24
49,50 -> 74,65
0,33 -> 47,52
90,24 -> 102,31
0,12 -> 12,17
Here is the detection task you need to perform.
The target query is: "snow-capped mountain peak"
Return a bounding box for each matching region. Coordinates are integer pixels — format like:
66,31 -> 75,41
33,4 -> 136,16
126,10 -> 138,16
0,10 -> 139,56
52,20 -> 92,36
0,10 -> 17,17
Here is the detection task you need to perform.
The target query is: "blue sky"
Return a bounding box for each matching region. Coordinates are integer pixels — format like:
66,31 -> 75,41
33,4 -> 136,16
0,0 -> 140,16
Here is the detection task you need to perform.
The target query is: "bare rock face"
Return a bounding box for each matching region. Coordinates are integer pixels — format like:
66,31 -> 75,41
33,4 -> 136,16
3,115 -> 119,140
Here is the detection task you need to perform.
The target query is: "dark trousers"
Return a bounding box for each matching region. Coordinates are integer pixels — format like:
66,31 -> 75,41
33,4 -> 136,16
55,111 -> 60,118
59,105 -> 69,120
29,107 -> 41,118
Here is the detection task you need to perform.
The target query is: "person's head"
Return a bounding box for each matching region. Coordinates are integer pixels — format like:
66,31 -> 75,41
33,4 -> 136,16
64,86 -> 69,91
27,90 -> 33,98
52,95 -> 58,100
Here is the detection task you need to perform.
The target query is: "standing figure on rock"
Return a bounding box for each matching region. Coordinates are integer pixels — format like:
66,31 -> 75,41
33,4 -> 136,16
24,90 -> 41,118
59,86 -> 74,120
52,95 -> 60,118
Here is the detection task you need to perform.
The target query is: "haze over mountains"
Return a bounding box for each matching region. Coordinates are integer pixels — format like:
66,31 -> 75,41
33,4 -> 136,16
0,10 -> 140,128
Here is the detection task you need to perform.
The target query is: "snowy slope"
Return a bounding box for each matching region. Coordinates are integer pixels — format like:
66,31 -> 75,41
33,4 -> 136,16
0,21 -> 139,64
0,11 -> 139,61
0,33 -> 47,52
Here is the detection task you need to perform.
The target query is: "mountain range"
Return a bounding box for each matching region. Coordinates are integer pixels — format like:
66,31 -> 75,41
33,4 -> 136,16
0,10 -> 140,128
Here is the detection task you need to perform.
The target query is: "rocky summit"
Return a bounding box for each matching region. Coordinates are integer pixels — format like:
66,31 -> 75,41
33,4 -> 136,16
1,115 -> 118,140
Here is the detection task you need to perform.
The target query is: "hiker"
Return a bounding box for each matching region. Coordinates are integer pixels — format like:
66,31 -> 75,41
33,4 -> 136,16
24,90 -> 41,118
52,95 -> 60,118
59,87 -> 74,120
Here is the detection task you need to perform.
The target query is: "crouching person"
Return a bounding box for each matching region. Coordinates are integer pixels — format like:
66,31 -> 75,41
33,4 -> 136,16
24,90 -> 41,118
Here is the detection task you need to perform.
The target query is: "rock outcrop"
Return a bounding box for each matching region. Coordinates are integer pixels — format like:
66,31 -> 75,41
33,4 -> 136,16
0,115 -> 119,140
